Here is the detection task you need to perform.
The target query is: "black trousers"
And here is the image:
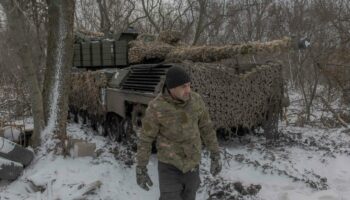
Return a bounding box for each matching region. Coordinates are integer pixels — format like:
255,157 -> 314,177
158,162 -> 200,200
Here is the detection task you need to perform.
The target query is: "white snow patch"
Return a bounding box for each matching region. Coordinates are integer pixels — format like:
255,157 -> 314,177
114,71 -> 119,79
0,137 -> 16,153
3,126 -> 21,142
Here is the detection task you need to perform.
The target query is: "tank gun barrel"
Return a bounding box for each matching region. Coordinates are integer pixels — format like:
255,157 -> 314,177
165,37 -> 310,63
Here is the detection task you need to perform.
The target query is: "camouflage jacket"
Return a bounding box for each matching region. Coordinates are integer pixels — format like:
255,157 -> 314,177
137,90 -> 219,173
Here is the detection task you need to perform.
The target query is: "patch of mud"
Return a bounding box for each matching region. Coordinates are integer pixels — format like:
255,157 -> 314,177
109,139 -> 137,167
220,128 -> 342,191
276,129 -> 350,158
200,174 -> 263,200
232,153 -> 328,190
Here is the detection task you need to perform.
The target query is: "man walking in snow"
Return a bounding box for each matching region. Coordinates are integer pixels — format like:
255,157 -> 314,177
136,65 -> 222,200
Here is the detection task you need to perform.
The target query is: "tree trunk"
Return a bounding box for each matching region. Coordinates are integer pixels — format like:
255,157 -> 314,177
97,0 -> 111,34
42,0 -> 75,154
42,2 -> 58,125
1,0 -> 45,147
141,0 -> 161,33
192,0 -> 207,45
18,45 -> 45,147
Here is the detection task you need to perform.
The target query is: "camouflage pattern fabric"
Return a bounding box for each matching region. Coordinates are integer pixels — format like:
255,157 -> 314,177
137,90 -> 219,173
182,61 -> 284,130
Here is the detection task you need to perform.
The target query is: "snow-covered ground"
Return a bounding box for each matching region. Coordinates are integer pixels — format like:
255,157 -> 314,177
1,91 -> 350,200
2,122 -> 350,200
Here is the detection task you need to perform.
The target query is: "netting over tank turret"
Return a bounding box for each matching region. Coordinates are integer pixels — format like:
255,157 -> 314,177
181,61 -> 283,131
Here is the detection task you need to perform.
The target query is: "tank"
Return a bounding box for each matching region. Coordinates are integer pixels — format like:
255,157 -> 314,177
69,31 -> 310,142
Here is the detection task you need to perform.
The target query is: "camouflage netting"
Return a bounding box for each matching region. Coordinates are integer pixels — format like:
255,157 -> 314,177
127,33 -> 287,131
74,29 -> 105,42
128,40 -> 175,64
166,37 -> 292,63
181,61 -> 284,130
69,71 -> 108,121
128,31 -> 184,64
70,32 -> 287,136
157,30 -> 182,45
129,34 -> 293,64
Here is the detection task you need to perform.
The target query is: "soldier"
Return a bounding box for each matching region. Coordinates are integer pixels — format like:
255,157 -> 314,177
136,65 -> 222,200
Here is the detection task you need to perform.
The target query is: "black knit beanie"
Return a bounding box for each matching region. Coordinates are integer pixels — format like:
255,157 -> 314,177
165,65 -> 191,89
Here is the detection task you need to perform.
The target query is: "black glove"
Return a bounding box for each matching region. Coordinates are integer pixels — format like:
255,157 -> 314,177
210,152 -> 222,176
136,166 -> 153,191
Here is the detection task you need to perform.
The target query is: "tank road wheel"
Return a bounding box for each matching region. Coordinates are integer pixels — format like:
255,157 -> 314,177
105,113 -> 122,142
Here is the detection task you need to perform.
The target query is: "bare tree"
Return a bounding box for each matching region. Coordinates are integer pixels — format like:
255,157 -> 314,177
96,0 -> 111,34
1,0 -> 45,147
75,0 -> 137,34
1,0 -> 75,150
41,0 -> 75,153
141,0 -> 161,33
75,0 -> 100,31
